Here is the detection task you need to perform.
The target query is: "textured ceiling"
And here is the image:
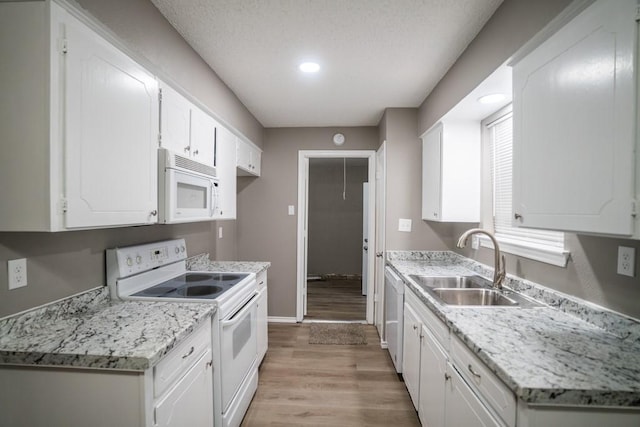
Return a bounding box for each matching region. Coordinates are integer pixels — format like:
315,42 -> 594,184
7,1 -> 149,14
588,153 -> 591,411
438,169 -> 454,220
150,0 -> 504,127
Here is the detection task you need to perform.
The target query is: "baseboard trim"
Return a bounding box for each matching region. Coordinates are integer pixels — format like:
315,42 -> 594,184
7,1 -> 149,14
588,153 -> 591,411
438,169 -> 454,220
267,316 -> 298,323
380,340 -> 389,349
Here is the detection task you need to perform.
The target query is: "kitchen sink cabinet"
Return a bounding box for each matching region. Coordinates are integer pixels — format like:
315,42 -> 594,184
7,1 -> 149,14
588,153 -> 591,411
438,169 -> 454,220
0,1 -> 159,231
418,324 -> 447,427
403,287 -> 510,427
421,121 -> 480,222
0,321 -> 213,427
237,138 -> 262,176
159,80 -> 217,167
512,0 -> 639,237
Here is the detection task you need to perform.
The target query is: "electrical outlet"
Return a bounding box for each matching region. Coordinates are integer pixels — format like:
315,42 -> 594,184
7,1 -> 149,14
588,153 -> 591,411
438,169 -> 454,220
218,226 -> 223,239
617,246 -> 635,277
8,258 -> 28,290
398,218 -> 412,232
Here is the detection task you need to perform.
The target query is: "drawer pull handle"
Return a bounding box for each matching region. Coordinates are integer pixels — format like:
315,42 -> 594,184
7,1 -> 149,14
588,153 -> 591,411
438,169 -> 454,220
182,346 -> 195,359
468,364 -> 481,379
444,373 -> 451,381
206,360 -> 213,369
412,324 -> 418,330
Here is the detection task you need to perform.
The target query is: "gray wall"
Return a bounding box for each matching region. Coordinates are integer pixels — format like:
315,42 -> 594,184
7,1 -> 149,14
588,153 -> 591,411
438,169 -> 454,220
236,128 -> 379,318
307,159 -> 368,276
0,0 -> 261,318
418,0 -> 640,319
380,108 -> 453,251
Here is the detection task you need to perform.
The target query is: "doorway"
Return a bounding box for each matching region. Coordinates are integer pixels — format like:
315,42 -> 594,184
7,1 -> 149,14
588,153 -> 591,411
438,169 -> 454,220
296,150 -> 376,323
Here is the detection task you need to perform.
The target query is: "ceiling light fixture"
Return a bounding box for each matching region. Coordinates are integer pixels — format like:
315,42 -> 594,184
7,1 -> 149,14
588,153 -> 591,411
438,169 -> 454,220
478,93 -> 506,104
299,62 -> 320,73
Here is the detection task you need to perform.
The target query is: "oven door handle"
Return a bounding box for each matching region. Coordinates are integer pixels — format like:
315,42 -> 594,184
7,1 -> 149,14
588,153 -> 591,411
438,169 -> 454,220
222,292 -> 258,328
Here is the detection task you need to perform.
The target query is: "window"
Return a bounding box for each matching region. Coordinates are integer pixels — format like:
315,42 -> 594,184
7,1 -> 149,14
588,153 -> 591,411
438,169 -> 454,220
481,105 -> 569,267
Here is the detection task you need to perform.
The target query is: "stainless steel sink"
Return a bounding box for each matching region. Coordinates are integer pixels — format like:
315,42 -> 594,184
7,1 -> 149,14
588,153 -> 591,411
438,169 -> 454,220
407,274 -> 542,308
409,275 -> 490,289
431,288 -> 518,306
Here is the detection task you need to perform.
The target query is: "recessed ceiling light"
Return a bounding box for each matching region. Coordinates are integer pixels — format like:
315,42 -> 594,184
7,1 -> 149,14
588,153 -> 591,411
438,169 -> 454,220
478,93 -> 506,104
299,62 -> 320,73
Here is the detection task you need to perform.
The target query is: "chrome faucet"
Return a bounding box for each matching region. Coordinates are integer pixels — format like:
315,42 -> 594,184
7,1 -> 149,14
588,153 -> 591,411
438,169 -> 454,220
456,228 -> 505,290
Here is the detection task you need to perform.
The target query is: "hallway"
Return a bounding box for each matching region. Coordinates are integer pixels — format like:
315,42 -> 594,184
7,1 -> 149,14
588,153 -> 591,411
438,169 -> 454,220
241,324 -> 420,426
305,278 -> 366,321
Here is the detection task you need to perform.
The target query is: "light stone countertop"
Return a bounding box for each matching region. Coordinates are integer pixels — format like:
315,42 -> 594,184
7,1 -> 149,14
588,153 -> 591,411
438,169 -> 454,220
186,253 -> 270,274
0,254 -> 269,372
386,251 -> 640,407
0,287 -> 215,371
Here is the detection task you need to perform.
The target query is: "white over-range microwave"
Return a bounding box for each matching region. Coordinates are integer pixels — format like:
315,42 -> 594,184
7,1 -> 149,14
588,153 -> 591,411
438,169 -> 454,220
158,148 -> 221,223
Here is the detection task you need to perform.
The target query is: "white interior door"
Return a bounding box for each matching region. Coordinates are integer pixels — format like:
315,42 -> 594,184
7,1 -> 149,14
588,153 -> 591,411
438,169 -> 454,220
374,143 -> 386,337
362,182 -> 369,296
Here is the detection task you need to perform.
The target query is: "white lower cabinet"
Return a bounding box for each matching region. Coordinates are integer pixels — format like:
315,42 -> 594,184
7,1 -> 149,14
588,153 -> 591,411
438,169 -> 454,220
418,325 -> 447,427
403,288 -> 510,427
0,321 -> 213,427
446,365 -> 501,427
256,270 -> 269,363
155,350 -> 213,427
402,301 -> 422,409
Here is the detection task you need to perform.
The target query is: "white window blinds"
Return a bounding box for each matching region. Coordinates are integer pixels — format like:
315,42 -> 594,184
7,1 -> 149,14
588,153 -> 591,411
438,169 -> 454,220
487,111 -> 567,263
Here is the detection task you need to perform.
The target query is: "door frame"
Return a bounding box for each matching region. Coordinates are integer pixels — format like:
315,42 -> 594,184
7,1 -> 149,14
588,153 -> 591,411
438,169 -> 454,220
296,150 -> 376,323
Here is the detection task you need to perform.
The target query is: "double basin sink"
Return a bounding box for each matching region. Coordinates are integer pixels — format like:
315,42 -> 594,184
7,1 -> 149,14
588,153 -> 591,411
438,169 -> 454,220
408,275 -> 541,308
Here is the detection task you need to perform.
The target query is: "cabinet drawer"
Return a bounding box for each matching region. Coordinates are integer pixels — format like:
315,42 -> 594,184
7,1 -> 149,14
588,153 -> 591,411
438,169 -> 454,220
154,321 -> 211,398
451,335 -> 516,427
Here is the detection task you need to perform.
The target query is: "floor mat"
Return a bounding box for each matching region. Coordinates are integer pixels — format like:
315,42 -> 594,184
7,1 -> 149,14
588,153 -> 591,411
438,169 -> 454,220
308,323 -> 367,345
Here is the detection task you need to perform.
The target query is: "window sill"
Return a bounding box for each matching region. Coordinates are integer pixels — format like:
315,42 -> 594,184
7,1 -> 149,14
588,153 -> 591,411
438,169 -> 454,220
475,235 -> 570,268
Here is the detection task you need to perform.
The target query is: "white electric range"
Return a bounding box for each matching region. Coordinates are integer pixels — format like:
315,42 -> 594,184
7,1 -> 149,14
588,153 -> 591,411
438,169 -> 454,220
107,239 -> 259,427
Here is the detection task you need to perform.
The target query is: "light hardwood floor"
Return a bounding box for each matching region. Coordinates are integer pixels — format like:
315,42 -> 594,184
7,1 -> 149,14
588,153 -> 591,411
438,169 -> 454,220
241,324 -> 420,427
305,279 -> 366,321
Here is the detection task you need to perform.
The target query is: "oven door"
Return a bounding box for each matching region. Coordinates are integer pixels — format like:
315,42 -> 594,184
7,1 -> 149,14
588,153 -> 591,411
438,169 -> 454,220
162,167 -> 216,223
220,293 -> 258,411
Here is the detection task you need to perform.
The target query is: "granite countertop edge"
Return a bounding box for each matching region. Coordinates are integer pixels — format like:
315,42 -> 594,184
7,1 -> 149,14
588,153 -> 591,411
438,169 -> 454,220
386,250 -> 640,408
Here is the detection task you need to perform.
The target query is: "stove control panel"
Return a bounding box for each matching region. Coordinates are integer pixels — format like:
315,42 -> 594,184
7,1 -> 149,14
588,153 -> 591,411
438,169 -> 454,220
107,239 -> 187,280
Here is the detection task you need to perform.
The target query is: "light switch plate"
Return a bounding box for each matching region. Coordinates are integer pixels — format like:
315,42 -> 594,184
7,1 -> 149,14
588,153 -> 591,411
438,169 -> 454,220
288,205 -> 295,216
617,246 -> 635,277
8,258 -> 27,290
398,218 -> 412,232
218,226 -> 223,239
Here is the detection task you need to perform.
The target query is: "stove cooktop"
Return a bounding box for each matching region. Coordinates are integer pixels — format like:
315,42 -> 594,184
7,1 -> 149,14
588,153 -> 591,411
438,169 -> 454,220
132,272 -> 250,300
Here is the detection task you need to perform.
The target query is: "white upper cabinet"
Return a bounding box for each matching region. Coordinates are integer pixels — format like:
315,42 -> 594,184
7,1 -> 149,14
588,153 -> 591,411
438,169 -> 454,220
0,1 -> 158,231
421,121 -> 480,222
512,0 -> 638,237
159,81 -> 217,166
215,126 -> 237,219
237,138 -> 262,176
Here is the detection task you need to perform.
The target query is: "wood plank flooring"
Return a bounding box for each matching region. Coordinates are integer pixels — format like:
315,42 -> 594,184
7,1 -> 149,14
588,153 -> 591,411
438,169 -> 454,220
241,324 -> 420,427
305,279 -> 366,321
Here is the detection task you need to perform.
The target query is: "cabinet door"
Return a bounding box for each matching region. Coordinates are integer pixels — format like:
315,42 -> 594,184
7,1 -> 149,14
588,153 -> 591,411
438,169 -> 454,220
419,326 -> 446,427
159,82 -> 192,156
422,124 -> 442,221
445,365 -> 500,427
155,350 -> 214,427
402,302 -> 421,409
256,287 -> 268,362
236,139 -> 252,172
216,126 -> 237,219
64,11 -> 158,228
512,0 -> 637,236
190,107 -> 216,166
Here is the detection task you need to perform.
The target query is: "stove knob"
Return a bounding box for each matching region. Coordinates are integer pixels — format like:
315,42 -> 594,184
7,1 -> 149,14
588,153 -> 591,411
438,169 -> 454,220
126,257 -> 133,267
180,245 -> 186,253
136,255 -> 142,264
175,247 -> 180,254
